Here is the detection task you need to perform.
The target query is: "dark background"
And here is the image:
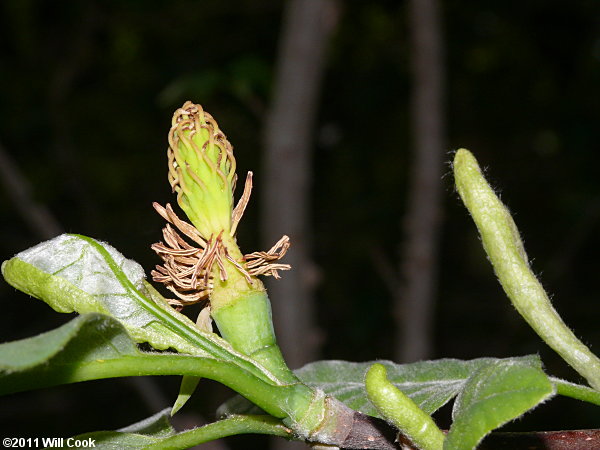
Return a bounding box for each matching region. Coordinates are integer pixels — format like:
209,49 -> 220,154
0,0 -> 599,446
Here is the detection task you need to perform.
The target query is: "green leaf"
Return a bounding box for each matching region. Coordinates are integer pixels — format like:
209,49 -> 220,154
295,359 -> 476,416
1,234 -> 280,384
2,234 -> 203,355
0,234 -> 333,441
0,313 -> 139,392
219,356 -> 544,419
444,358 -> 555,450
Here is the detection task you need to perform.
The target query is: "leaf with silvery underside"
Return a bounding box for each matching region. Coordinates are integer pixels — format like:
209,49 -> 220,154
444,357 -> 554,449
1,234 -> 280,384
0,313 -> 293,448
2,234 -> 204,355
218,356 -> 543,419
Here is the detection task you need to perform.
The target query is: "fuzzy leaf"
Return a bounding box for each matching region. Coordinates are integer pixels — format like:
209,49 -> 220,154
218,356 -> 544,419
444,358 -> 555,449
1,234 -> 278,377
2,234 -> 206,355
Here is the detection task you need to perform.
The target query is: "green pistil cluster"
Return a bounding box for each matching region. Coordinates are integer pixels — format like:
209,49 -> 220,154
167,101 -> 237,239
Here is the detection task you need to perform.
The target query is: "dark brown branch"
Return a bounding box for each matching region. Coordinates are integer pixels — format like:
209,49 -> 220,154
336,412 -> 398,450
0,140 -> 63,239
261,0 -> 339,371
479,429 -> 600,450
397,0 -> 446,363
312,424 -> 600,450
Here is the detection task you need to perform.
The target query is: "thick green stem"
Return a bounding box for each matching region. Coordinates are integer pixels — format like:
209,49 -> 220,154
83,236 -> 329,440
210,270 -> 324,438
366,364 -> 445,450
0,349 -> 313,421
212,288 -> 298,383
453,149 -> 600,391
210,234 -> 300,384
207,239 -> 397,446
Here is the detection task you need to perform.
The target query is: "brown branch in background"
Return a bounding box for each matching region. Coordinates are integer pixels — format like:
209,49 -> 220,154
396,0 -> 446,363
262,4 -> 339,447
369,245 -> 401,301
261,0 -> 339,373
0,140 -> 62,239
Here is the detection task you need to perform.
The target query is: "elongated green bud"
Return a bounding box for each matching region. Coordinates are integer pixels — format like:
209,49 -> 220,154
454,148 -> 600,391
366,364 -> 445,450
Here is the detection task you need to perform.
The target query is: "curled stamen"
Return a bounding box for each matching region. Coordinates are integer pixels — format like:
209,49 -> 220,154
244,235 -> 291,279
153,203 -> 207,248
151,212 -> 211,306
151,207 -> 252,305
231,172 -> 253,236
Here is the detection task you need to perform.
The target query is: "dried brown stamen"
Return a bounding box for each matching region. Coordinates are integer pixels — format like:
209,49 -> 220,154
244,235 -> 291,279
151,202 -> 291,307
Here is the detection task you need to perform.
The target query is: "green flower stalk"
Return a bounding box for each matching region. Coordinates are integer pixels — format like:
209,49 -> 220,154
151,102 -> 293,381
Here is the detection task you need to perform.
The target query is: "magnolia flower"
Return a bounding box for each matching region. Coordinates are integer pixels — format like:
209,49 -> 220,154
151,102 -> 289,308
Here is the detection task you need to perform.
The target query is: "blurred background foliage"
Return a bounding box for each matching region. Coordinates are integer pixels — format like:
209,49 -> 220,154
0,0 -> 599,447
